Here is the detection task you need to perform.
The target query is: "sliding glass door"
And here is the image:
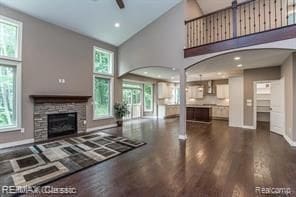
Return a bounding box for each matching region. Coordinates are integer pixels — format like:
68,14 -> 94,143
122,83 -> 142,120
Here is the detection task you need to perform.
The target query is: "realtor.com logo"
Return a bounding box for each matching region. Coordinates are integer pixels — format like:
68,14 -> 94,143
1,185 -> 77,195
255,186 -> 291,195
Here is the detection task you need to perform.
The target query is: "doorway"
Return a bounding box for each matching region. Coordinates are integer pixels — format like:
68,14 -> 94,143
254,79 -> 285,135
122,82 -> 143,120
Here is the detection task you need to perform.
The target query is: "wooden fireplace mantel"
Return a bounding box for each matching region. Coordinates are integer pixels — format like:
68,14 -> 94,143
30,95 -> 92,103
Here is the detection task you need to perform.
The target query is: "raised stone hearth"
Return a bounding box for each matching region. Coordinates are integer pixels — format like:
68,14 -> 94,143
30,95 -> 91,142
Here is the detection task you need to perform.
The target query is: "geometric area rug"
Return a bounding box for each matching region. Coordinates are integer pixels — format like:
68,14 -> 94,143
0,132 -> 145,193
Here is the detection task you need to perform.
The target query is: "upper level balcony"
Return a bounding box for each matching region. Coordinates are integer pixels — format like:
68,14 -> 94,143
184,0 -> 296,58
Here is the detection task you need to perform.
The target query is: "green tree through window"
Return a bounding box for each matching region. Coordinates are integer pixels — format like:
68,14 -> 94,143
0,64 -> 16,128
144,84 -> 153,112
94,77 -> 110,117
94,49 -> 112,75
0,20 -> 18,58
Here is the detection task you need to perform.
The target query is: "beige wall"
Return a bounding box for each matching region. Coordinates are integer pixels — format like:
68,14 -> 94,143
0,5 -> 120,143
243,66 -> 281,126
185,0 -> 203,21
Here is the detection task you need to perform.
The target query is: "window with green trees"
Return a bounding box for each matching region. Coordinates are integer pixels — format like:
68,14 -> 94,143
0,16 -> 20,59
94,48 -> 113,75
94,77 -> 110,117
144,84 -> 153,112
0,64 -> 16,129
0,16 -> 21,131
93,47 -> 114,119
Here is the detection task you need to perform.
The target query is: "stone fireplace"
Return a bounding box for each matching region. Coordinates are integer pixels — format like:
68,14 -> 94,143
30,95 -> 91,142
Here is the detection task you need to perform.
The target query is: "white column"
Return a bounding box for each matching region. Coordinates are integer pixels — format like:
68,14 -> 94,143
179,68 -> 187,140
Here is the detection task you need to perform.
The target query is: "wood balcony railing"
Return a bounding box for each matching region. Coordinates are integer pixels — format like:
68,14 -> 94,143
185,0 -> 296,57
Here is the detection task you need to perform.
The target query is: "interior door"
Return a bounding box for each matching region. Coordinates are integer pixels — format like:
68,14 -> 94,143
270,79 -> 285,135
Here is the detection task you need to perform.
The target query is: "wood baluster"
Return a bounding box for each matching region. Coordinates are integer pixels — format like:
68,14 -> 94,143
203,19 -> 205,44
244,4 -> 247,35
193,20 -> 196,47
240,5 -> 242,36
248,2 -> 251,34
280,0 -> 283,27
259,0 -> 261,32
225,10 -> 227,39
220,12 -> 223,40
275,0 -> 277,28
264,0 -> 266,30
225,10 -> 228,38
186,23 -> 190,48
199,19 -> 202,46
209,15 -> 212,43
229,9 -> 231,38
269,0 -> 271,29
216,14 -> 219,41
253,1 -> 255,33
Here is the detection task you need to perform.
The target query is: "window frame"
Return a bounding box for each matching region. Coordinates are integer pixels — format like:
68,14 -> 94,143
0,59 -> 22,132
143,83 -> 153,112
0,15 -> 23,61
92,46 -> 114,120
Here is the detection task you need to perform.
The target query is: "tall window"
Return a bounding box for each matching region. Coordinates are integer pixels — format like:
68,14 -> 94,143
0,15 -> 22,131
144,84 -> 153,112
93,47 -> 114,119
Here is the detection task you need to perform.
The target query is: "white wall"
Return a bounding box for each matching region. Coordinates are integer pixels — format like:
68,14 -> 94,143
229,77 -> 244,127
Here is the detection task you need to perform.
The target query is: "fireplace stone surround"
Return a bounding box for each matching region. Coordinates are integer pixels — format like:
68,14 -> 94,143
30,95 -> 91,142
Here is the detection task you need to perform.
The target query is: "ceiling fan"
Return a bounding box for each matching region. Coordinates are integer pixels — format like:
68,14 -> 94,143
116,0 -> 125,9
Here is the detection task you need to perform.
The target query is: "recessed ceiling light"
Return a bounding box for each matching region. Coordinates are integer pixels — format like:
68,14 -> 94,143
237,64 -> 243,68
171,76 -> 175,79
158,75 -> 161,78
222,75 -> 226,78
234,57 -> 241,60
114,22 -> 120,28
172,68 -> 176,71
144,72 -> 148,75
217,72 -> 222,75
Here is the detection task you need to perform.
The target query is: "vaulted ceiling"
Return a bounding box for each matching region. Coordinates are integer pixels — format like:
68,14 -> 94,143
0,0 -> 181,46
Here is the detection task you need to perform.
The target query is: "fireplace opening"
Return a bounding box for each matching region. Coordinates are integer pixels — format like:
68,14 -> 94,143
48,112 -> 77,138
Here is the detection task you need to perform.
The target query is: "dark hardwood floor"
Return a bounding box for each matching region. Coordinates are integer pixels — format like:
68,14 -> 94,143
24,119 -> 296,196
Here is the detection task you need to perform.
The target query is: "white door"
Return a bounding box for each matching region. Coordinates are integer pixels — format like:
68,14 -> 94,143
270,79 -> 285,135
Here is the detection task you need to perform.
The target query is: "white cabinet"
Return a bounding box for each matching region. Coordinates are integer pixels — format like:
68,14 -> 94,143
216,84 -> 229,99
158,105 -> 180,118
187,86 -> 204,99
212,106 -> 229,119
158,82 -> 169,99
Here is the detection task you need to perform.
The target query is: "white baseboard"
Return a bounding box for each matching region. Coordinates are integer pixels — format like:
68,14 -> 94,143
0,138 -> 34,149
284,134 -> 296,147
178,134 -> 187,140
87,124 -> 117,133
242,125 -> 256,130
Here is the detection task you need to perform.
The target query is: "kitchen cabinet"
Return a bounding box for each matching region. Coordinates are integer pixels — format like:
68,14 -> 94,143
187,107 -> 212,123
158,105 -> 180,118
216,84 -> 229,99
212,106 -> 229,119
158,82 -> 169,99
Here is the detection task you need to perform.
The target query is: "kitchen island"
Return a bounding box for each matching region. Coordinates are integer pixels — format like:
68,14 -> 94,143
186,106 -> 212,123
